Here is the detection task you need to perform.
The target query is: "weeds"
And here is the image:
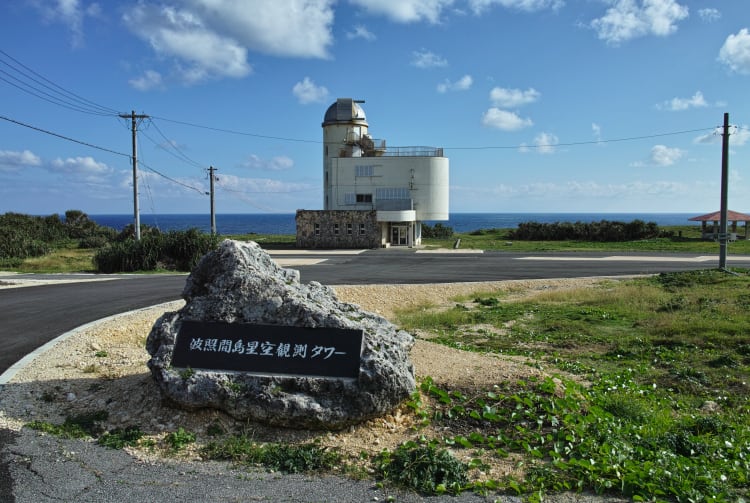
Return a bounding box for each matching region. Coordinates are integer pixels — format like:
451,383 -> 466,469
394,270 -> 750,499
373,441 -> 469,495
201,437 -> 340,473
98,427 -> 144,449
27,410 -> 109,438
164,427 -> 195,451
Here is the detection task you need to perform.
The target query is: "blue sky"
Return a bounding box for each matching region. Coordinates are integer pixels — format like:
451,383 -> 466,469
1,0 -> 749,216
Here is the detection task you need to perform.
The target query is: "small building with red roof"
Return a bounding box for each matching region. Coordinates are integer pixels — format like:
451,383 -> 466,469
689,210 -> 750,240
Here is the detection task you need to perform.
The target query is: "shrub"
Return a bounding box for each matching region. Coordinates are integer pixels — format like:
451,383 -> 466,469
93,228 -> 218,273
507,219 -> 661,242
422,223 -> 454,239
374,442 -> 469,495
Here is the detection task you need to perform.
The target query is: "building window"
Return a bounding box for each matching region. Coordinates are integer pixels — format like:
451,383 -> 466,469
356,193 -> 372,203
334,223 -> 340,235
347,223 -> 353,235
376,187 -> 410,200
344,193 -> 356,205
359,223 -> 366,235
314,223 -> 320,235
355,164 -> 375,177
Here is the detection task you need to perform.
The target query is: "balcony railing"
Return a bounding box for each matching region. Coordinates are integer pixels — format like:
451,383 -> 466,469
369,145 -> 443,157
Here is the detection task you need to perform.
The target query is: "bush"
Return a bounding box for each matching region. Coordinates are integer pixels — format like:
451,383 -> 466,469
507,219 -> 661,242
0,210 -> 117,260
374,442 -> 469,495
93,228 -> 219,273
422,223 -> 454,239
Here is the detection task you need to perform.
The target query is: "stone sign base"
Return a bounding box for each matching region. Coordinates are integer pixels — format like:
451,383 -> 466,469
146,240 -> 415,430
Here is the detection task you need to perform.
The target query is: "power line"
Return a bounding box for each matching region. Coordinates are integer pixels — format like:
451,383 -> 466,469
145,118 -> 204,169
0,112 -> 205,195
150,114 -> 320,144
137,158 -> 207,195
0,49 -> 120,116
0,114 -> 129,158
443,127 -> 717,150
150,112 -> 716,151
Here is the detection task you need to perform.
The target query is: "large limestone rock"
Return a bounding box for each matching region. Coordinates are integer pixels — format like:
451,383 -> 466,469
146,240 -> 415,429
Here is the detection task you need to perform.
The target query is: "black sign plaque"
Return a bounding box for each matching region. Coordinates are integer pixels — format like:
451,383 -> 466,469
171,321 -> 363,379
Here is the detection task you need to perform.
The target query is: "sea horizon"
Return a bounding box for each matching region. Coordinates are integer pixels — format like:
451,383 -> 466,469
87,212 -> 704,236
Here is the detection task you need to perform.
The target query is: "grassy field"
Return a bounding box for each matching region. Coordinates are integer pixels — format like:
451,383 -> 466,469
391,269 -> 750,500
4,225 -> 749,274
10,228 -> 749,499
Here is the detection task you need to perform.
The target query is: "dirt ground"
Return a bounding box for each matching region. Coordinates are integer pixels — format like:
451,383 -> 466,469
0,277 -> 619,483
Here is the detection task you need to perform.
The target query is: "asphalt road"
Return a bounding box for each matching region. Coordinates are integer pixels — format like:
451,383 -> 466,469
3,249 -> 749,375
1,249 -> 746,502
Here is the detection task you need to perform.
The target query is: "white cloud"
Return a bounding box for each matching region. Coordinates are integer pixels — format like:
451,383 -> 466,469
657,91 -> 707,111
636,144 -> 685,167
50,156 -> 113,179
122,1 -> 335,84
292,77 -> 329,104
695,125 -> 750,146
592,123 -> 602,142
481,108 -> 533,130
437,74 -> 473,93
347,25 -> 376,41
731,126 -> 750,146
128,69 -> 163,91
590,0 -> 689,46
185,0 -> 334,58
123,4 -> 251,83
241,154 -> 295,171
719,28 -> 750,75
0,149 -> 42,172
411,49 -> 448,68
698,8 -> 720,22
533,132 -> 559,154
349,0 -> 454,23
30,0 -> 101,48
468,0 -> 564,14
489,87 -> 540,107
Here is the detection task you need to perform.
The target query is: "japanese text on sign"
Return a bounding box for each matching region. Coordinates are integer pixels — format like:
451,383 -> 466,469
171,320 -> 363,379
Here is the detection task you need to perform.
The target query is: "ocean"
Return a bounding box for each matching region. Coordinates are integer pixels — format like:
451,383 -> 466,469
88,213 -> 700,235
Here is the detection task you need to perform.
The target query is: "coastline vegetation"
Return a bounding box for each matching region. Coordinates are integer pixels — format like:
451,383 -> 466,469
9,210 -> 748,499
385,269 -> 750,500
2,210 -> 750,274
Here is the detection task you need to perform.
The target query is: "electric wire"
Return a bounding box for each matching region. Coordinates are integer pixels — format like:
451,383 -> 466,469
0,71 -> 114,117
443,127 -> 717,150
0,114 -> 130,158
146,118 -> 205,170
137,158 -> 207,195
149,114 -> 321,144
0,49 -> 120,116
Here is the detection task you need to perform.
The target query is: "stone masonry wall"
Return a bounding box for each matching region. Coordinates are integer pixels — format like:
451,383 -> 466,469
296,210 -> 380,248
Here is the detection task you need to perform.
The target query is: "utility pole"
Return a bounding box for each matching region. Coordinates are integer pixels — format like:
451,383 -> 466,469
208,165 -> 218,235
119,110 -> 149,240
719,112 -> 731,270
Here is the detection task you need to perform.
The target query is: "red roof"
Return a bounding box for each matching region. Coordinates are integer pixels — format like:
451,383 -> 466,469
689,210 -> 750,222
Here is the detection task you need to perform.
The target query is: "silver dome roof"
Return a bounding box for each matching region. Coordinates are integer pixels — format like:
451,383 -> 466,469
322,98 -> 367,127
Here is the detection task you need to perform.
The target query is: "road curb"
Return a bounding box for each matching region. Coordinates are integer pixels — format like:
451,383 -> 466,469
0,301 -> 179,386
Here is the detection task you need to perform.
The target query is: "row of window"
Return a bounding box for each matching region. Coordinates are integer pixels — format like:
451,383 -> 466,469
313,223 -> 367,236
343,187 -> 409,205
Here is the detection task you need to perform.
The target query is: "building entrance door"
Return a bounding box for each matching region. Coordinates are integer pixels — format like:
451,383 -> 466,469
391,225 -> 408,246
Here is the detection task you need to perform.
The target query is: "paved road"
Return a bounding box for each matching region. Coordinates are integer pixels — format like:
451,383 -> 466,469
0,274 -> 186,374
3,250 -> 750,375
1,249 -> 746,502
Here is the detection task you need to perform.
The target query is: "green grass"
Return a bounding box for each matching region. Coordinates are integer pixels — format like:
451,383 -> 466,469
3,234 -> 295,273
393,269 -> 750,500
423,225 -> 750,253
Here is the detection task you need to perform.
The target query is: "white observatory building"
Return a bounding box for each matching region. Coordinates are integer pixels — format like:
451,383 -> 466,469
296,98 -> 449,248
